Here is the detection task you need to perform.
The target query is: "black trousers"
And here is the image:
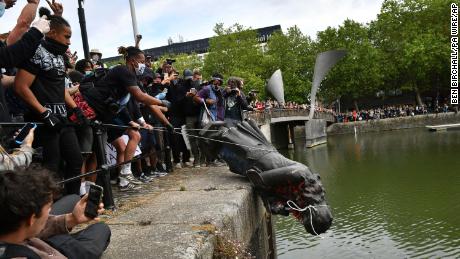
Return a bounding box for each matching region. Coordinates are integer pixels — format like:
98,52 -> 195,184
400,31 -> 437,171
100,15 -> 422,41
46,222 -> 111,259
169,116 -> 190,163
36,126 -> 83,195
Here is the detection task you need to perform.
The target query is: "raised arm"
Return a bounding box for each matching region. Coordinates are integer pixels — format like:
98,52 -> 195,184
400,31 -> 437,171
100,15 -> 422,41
6,0 -> 40,46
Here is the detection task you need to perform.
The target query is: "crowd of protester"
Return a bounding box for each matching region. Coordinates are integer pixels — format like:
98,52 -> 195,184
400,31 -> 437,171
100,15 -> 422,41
335,104 -> 452,123
0,1 -> 256,258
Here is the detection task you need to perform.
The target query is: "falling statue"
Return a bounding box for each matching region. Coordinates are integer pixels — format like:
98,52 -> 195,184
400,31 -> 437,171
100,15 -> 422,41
198,50 -> 346,235
199,119 -> 332,235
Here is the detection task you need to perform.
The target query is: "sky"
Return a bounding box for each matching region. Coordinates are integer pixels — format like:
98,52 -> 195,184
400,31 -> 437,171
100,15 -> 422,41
0,0 -> 383,58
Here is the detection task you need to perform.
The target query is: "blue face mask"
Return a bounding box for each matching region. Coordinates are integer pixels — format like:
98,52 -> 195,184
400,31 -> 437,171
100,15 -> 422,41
0,2 -> 6,18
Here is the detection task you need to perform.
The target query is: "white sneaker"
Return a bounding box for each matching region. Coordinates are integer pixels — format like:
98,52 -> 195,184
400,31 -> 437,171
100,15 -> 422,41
119,182 -> 141,191
175,163 -> 182,169
123,174 -> 144,185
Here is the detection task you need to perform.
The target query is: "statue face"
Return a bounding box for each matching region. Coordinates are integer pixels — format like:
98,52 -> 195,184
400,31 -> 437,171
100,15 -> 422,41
301,203 -> 333,235
299,173 -> 333,235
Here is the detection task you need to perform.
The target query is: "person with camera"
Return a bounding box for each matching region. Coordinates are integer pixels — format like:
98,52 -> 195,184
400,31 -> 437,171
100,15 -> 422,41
0,127 -> 35,170
223,77 -> 252,126
0,168 -> 111,259
183,69 -> 204,167
14,7 -> 86,195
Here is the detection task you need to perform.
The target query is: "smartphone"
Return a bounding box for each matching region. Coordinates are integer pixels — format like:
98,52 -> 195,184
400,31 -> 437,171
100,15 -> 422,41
84,184 -> 104,218
15,123 -> 37,145
190,88 -> 197,94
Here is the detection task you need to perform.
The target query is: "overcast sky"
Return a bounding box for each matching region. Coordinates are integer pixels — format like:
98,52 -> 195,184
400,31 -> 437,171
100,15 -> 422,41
1,0 -> 383,58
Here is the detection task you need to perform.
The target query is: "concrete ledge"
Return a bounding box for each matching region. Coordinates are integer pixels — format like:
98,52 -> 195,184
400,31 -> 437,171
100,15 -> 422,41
102,167 -> 270,259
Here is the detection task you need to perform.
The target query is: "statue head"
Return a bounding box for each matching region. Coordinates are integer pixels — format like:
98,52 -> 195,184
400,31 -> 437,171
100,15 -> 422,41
263,165 -> 333,236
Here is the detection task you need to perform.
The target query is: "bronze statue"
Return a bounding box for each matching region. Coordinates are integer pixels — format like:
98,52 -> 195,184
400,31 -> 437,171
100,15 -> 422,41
199,120 -> 332,235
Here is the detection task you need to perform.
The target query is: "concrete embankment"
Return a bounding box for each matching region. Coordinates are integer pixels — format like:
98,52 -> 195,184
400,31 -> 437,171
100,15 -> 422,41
102,167 -> 272,259
327,112 -> 460,135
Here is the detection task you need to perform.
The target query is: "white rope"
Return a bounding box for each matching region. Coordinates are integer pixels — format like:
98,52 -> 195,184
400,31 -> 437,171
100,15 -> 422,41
286,200 -> 329,238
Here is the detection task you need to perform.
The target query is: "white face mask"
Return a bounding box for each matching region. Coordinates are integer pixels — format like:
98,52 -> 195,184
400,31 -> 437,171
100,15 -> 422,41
136,63 -> 146,76
91,54 -> 99,62
85,71 -> 92,76
0,2 -> 6,18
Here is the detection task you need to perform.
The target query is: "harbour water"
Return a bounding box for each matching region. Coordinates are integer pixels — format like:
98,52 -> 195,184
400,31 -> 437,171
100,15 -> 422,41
275,128 -> 460,258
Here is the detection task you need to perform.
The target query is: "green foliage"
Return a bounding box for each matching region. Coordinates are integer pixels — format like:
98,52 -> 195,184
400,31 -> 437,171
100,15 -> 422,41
316,20 -> 384,103
203,23 -> 266,97
264,26 -> 315,103
139,0 -> 450,106
154,53 -> 203,75
370,0 -> 451,104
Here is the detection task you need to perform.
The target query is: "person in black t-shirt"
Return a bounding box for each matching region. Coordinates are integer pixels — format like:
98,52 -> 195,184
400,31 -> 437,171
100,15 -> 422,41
81,46 -> 170,191
14,9 -> 87,195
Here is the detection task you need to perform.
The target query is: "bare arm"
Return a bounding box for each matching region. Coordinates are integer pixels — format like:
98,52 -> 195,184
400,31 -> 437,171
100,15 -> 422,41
128,86 -> 163,106
6,1 -> 40,46
148,105 -> 170,126
0,75 -> 15,88
67,85 -> 79,96
64,88 -> 77,109
14,69 -> 46,114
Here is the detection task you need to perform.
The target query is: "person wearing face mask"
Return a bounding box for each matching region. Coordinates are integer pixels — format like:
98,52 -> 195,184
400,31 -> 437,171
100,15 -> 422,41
74,58 -> 94,76
193,72 -> 225,122
80,45 -> 169,191
89,48 -> 105,69
14,7 -> 86,195
183,69 -> 204,167
193,73 -> 226,166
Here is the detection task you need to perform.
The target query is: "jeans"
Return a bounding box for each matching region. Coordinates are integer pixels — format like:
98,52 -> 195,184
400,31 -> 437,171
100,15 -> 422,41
46,223 -> 111,259
185,116 -> 203,165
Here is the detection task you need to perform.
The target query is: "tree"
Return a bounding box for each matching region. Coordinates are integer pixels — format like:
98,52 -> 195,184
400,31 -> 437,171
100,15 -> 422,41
264,26 -> 315,103
315,19 -> 384,110
155,53 -> 203,75
203,23 -> 266,96
370,0 -> 451,106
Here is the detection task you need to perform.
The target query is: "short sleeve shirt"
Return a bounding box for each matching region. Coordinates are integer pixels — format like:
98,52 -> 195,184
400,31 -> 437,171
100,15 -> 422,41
20,44 -> 67,119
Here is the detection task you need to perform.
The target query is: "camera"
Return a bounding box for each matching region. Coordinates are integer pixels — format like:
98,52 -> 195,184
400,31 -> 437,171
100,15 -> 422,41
104,97 -> 120,114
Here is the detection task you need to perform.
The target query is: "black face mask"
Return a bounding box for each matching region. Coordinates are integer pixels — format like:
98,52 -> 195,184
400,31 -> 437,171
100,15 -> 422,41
43,37 -> 69,55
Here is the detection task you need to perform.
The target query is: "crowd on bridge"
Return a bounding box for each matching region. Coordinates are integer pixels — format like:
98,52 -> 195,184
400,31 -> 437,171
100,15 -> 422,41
0,1 -> 259,258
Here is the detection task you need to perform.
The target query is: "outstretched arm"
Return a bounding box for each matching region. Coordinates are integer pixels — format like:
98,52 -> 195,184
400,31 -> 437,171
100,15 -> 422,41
128,86 -> 163,106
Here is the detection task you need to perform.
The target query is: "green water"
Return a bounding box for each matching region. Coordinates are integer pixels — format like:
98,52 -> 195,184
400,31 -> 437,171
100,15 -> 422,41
275,129 -> 460,259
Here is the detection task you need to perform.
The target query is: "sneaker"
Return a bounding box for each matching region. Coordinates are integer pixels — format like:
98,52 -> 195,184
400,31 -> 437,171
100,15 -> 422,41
144,170 -> 156,178
193,163 -> 201,168
175,163 -> 182,169
124,174 -> 144,185
184,161 -> 193,167
119,182 -> 141,191
156,163 -> 167,172
138,173 -> 153,183
152,171 -> 168,177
